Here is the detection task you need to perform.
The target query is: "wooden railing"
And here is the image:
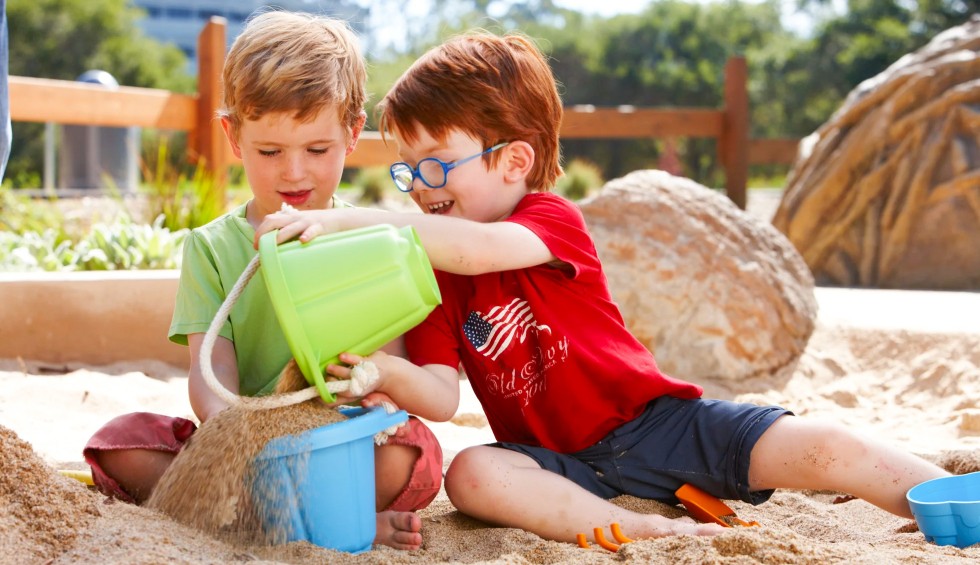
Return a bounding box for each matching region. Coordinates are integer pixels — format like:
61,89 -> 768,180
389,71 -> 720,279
9,17 -> 799,210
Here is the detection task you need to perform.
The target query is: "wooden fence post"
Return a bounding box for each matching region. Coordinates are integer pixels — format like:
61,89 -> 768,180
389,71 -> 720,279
720,56 -> 749,209
194,17 -> 228,199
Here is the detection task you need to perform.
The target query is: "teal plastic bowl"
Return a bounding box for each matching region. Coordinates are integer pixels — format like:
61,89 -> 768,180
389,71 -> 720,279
907,472 -> 980,548
250,406 -> 408,553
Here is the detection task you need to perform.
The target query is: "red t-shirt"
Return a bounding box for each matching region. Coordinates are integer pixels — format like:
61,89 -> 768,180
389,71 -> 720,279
406,192 -> 702,452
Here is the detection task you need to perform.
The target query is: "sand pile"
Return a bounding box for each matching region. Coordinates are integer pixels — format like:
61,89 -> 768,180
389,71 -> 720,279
147,399 -> 346,544
0,426 -> 103,563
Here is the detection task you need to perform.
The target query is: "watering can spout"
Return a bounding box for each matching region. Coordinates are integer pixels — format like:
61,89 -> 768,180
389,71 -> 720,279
259,225 -> 442,402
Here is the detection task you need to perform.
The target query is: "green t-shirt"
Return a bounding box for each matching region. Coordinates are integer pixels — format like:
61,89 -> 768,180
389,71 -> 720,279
169,198 -> 352,396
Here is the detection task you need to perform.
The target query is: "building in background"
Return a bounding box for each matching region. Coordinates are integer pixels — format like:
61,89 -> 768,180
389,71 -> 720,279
129,0 -> 368,71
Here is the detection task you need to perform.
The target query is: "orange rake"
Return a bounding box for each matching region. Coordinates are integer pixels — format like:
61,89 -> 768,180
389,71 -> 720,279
576,523 -> 635,552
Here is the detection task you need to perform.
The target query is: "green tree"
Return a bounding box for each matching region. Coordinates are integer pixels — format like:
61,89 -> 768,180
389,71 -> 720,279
769,0 -> 979,137
6,0 -> 193,187
359,0 -> 978,188
551,1 -> 789,183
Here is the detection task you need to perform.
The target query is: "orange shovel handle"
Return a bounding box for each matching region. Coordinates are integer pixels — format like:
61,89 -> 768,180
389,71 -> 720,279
675,483 -> 760,528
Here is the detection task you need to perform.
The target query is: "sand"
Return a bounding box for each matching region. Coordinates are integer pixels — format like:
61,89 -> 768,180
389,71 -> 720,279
2,287 -> 980,564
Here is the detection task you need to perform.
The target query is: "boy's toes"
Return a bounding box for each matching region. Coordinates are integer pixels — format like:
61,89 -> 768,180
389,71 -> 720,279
374,510 -> 422,550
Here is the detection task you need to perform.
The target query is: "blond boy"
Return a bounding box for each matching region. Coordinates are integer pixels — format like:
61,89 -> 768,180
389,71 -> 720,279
84,11 -> 442,550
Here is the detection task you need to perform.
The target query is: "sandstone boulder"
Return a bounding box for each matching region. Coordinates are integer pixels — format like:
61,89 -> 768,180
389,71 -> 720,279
579,170 -> 816,381
772,17 -> 980,289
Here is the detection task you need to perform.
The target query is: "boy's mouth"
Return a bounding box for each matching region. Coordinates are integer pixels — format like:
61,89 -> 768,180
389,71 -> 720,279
279,190 -> 313,207
427,200 -> 454,215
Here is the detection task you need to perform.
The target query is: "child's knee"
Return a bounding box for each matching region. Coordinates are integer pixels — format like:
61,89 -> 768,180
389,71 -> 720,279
93,448 -> 176,504
444,447 -> 488,502
83,412 -> 196,504
378,417 -> 443,512
754,417 -> 867,478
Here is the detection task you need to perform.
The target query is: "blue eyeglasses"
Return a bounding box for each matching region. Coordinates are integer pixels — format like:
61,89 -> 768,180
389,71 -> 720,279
389,142 -> 509,193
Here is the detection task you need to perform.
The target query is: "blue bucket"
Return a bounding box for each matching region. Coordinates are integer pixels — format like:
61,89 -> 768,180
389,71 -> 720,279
907,471 -> 980,548
250,406 -> 408,553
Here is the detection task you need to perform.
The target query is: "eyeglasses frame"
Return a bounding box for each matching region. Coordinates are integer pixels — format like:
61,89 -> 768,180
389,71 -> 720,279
389,142 -> 510,193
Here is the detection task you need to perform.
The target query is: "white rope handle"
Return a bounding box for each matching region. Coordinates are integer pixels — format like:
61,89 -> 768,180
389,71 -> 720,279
198,250 -> 389,412
199,254 -> 319,410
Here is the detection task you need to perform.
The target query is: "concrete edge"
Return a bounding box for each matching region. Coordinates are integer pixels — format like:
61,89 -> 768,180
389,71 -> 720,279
0,270 -> 190,368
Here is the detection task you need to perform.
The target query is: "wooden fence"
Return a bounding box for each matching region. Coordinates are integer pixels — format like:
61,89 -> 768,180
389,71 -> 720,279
9,17 -> 800,210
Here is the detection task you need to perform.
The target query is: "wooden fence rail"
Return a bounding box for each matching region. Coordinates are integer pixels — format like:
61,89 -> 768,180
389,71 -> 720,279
9,17 -> 800,210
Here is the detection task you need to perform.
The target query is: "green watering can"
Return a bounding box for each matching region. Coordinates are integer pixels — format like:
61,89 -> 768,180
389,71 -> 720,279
258,224 -> 442,402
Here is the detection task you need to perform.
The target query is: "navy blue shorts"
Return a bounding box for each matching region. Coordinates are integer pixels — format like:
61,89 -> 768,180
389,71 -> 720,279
494,396 -> 791,505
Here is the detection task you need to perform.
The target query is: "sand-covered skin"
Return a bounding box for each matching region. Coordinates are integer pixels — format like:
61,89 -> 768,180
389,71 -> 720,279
2,299 -> 980,562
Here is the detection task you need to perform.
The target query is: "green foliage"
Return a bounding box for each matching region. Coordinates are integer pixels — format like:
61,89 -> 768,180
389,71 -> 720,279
6,0 -> 193,187
556,159 -> 604,201
0,186 -> 68,239
0,216 -> 188,272
0,181 -> 189,272
353,166 -> 392,204
76,215 -> 188,270
140,136 -> 225,232
0,229 -> 79,271
0,215 -> 187,272
7,0 -> 191,89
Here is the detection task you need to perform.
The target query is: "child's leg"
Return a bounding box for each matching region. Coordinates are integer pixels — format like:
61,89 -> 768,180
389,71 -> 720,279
89,448 -> 178,504
371,416 -> 443,550
748,416 -> 949,517
445,445 -> 725,543
374,416 -> 443,511
375,443 -> 415,508
83,412 -> 197,504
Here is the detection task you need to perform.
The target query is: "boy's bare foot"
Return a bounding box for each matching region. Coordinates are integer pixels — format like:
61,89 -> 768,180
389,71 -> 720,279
375,510 -> 422,550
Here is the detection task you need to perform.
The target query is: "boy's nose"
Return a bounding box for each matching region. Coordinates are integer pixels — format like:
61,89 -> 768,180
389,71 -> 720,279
411,175 -> 432,192
282,157 -> 305,181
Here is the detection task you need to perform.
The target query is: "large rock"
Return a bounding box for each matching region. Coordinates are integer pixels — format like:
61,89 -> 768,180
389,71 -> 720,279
772,17 -> 980,289
579,170 -> 816,381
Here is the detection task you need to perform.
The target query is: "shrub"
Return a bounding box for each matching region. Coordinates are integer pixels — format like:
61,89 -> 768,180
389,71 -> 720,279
0,229 -> 78,271
0,185 -> 68,240
0,215 -> 188,272
353,166 -> 391,204
556,159 -> 604,201
76,215 -> 188,270
140,137 -> 225,231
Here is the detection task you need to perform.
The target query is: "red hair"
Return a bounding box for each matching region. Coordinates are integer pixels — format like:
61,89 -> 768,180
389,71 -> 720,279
378,32 -> 563,192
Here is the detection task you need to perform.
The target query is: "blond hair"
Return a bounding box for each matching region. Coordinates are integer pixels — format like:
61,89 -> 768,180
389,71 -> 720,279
219,10 -> 367,140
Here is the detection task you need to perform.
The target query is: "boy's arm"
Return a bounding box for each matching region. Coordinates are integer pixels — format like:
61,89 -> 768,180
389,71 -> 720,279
186,333 -> 240,422
256,208 -> 554,275
329,351 -> 461,423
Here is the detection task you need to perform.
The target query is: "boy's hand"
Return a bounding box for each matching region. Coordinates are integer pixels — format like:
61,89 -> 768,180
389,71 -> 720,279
253,207 -> 339,249
325,351 -> 392,403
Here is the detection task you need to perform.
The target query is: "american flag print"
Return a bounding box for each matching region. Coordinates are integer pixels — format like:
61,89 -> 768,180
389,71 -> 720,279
462,298 -> 552,360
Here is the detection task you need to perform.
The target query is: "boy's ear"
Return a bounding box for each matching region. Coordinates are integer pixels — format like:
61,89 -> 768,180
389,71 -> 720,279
220,117 -> 242,159
501,140 -> 535,183
346,111 -> 368,156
